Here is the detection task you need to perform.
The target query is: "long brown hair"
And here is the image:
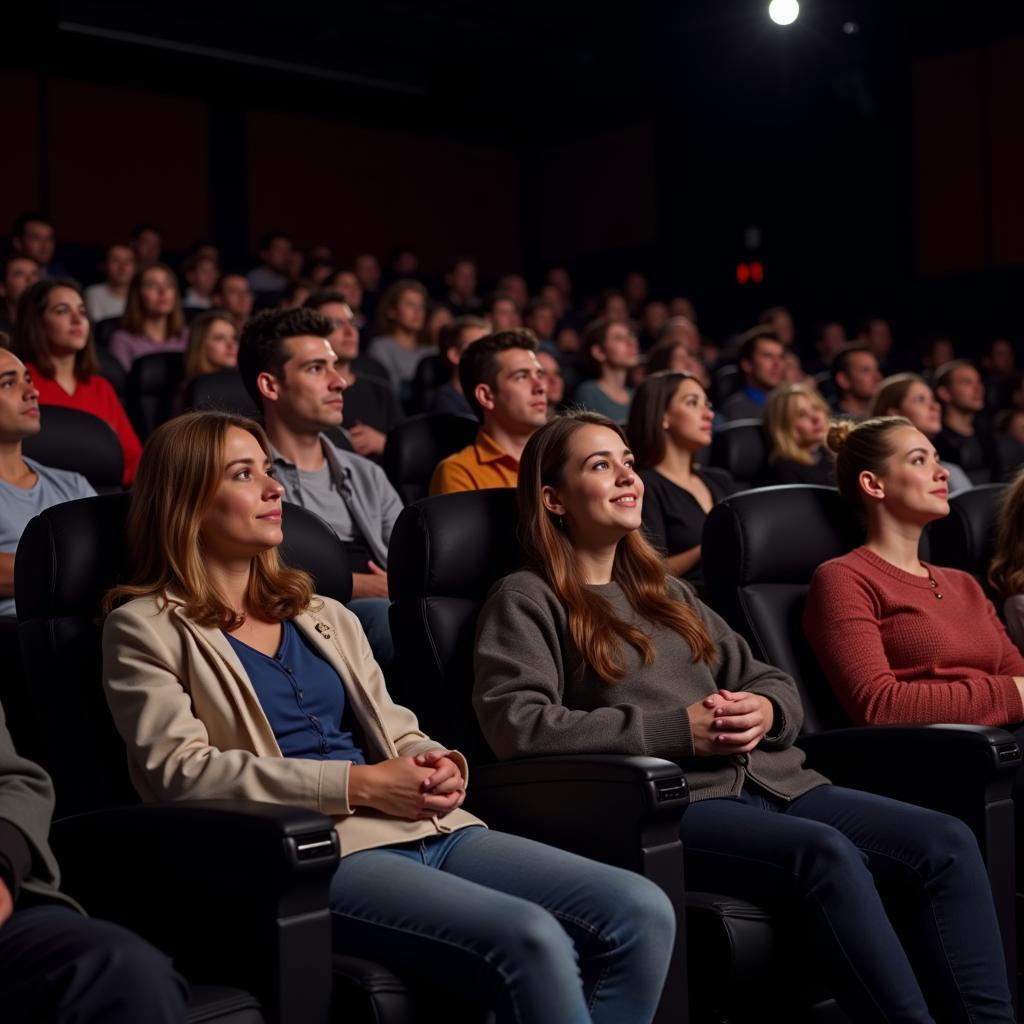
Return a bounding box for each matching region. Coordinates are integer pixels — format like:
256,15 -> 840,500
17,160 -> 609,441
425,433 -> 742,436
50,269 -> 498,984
990,467 -> 1024,601
518,411 -> 715,684
184,311 -> 237,382
104,411 -> 316,627
120,263 -> 185,339
15,278 -> 100,380
627,370 -> 702,470
374,278 -> 428,343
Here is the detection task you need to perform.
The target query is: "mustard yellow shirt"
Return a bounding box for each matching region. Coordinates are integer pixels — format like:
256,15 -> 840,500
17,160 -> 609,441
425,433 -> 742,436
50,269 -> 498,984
429,429 -> 520,495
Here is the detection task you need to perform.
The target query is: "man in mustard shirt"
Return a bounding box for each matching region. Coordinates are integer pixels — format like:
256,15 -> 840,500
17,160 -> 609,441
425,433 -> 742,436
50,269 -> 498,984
429,329 -> 548,495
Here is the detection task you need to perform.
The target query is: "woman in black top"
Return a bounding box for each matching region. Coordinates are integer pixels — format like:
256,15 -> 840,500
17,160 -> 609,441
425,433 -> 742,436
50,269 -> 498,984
627,371 -> 737,589
762,382 -> 834,486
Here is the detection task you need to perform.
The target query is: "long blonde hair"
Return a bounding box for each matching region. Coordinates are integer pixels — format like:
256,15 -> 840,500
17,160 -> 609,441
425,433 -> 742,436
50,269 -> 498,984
989,468 -> 1024,601
517,411 -> 715,684
764,383 -> 829,466
104,411 -> 315,627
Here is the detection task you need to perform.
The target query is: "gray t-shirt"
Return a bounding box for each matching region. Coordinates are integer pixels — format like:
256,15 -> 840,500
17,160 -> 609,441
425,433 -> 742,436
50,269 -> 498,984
366,336 -> 438,397
0,458 -> 95,618
296,464 -> 355,542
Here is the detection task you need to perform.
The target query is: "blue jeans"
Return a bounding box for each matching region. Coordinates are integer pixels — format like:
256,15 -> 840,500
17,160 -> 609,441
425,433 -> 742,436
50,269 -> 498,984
348,598 -> 394,673
329,826 -> 675,1024
681,784 -> 1014,1024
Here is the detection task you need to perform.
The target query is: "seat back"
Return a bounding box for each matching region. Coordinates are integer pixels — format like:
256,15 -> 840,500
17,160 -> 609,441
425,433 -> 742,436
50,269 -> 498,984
382,413 -> 479,504
93,316 -> 121,348
409,354 -> 449,414
127,352 -> 184,439
97,348 -> 127,398
388,489 -> 523,765
710,363 -> 742,406
928,483 -> 1006,593
709,419 -> 767,488
23,406 -> 125,493
185,369 -> 261,419
702,485 -> 864,733
15,494 -> 351,817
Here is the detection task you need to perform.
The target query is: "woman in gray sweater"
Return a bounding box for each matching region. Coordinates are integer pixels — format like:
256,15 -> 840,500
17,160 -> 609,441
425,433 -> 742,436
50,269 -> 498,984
474,410 -> 1014,1024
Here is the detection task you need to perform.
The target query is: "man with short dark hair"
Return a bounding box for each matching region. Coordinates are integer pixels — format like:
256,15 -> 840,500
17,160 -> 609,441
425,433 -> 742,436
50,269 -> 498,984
934,359 -> 994,485
429,328 -> 547,495
426,316 -> 490,417
248,232 -> 294,295
572,318 -> 639,423
719,328 -> 785,421
0,256 -> 42,338
10,213 -> 64,277
238,308 -> 403,668
303,291 -> 402,460
830,345 -> 882,419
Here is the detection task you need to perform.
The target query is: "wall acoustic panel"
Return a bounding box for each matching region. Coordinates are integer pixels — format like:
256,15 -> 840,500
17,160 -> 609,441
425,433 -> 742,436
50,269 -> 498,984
48,79 -> 209,249
248,110 -> 520,275
912,51 -> 986,276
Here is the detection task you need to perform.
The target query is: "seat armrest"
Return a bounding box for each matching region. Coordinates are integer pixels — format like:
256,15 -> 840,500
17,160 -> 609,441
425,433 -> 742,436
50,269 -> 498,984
798,724 -> 1020,809
50,800 -> 339,1024
469,755 -> 688,871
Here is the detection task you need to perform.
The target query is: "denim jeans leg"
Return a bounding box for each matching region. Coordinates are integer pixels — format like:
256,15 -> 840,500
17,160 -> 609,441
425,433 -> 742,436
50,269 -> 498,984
347,598 -> 394,673
437,827 -> 676,1024
786,785 -> 1014,1024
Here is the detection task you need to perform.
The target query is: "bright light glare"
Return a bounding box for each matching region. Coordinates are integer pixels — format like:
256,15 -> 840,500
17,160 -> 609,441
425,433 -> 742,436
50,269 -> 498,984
768,0 -> 800,26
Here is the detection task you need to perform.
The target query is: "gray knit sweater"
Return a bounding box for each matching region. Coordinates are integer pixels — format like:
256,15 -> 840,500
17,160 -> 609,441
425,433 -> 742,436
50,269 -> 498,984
473,570 -> 828,802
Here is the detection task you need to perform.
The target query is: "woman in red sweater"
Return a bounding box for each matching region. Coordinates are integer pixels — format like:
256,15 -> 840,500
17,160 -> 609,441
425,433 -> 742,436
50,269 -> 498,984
15,279 -> 142,485
805,415 -> 1024,727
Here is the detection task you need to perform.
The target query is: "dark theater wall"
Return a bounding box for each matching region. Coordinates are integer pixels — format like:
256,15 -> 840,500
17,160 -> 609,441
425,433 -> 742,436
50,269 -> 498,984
0,71 -> 42,230
989,37 -> 1024,268
247,110 -> 522,275
47,80 -> 210,250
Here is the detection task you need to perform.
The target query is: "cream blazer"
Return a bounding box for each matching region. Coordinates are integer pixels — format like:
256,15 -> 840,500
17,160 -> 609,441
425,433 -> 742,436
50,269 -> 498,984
102,593 -> 483,856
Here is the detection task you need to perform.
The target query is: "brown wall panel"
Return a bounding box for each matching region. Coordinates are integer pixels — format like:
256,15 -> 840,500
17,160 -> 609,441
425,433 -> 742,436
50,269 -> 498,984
0,71 -> 41,232
47,80 -> 209,249
248,111 -> 520,275
989,39 -> 1024,267
913,52 -> 985,276
537,124 -> 657,265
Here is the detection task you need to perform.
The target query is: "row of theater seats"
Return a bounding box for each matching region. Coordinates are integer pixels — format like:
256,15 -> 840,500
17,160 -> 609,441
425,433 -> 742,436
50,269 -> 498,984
8,482 -> 1022,1024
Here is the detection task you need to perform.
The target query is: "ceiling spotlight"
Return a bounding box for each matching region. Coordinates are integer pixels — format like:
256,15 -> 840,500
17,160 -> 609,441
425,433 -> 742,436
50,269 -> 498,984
768,0 -> 800,26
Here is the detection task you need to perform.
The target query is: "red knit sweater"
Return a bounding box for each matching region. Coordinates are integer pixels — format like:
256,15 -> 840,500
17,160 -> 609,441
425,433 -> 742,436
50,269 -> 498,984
29,367 -> 142,485
804,546 -> 1024,727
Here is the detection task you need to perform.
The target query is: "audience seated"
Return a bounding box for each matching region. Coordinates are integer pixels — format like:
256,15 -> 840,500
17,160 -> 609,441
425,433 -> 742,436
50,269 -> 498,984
804,320 -> 848,377
934,359 -> 995,485
762,383 -> 834,486
0,255 -> 42,338
246,231 -> 293,296
482,292 -> 520,332
859,316 -> 896,375
367,280 -> 434,402
327,270 -> 366,333
983,337 -> 1017,413
496,272 -> 528,313
571,318 -> 639,423
15,280 -> 141,486
805,416 -> 1024,729
871,373 -> 972,493
473,410 -> 1015,1024
829,344 -> 882,419
425,316 -> 489,418
84,243 -> 136,323
989,469 -> 1024,653
0,350 -> 95,621
429,329 -> 547,495
237,307 -> 403,671
180,252 -> 219,314
444,257 -> 481,317
10,212 -> 66,277
304,290 -> 403,460
211,272 -> 254,330
536,349 -> 565,417
758,305 -> 796,349
129,224 -> 162,270
524,299 -> 559,356
628,371 -> 736,591
719,327 -> 785,422
182,311 -> 238,385
353,252 -> 381,321
0,700 -> 188,1023
99,410 -> 675,1024
109,264 -> 189,373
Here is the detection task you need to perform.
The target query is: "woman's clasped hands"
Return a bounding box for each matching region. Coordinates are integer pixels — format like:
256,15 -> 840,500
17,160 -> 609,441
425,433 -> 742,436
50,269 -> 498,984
348,750 -> 467,821
687,689 -> 774,756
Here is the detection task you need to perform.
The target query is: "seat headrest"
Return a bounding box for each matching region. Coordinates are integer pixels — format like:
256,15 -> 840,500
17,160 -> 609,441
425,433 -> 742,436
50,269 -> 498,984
703,485 -> 862,588
382,414 -> 479,484
15,495 -> 351,621
928,483 -> 1006,576
389,489 -> 523,600
22,406 -> 125,489
709,420 -> 766,483
130,351 -> 184,389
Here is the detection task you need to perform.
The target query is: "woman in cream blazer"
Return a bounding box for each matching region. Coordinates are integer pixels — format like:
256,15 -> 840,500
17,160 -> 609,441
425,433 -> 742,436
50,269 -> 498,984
101,409 -> 674,1024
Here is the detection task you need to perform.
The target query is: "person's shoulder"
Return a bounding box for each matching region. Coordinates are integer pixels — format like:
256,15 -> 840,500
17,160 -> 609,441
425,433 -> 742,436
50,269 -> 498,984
698,465 -> 738,492
104,593 -> 175,633
23,458 -> 95,499
810,548 -> 868,587
486,568 -> 557,606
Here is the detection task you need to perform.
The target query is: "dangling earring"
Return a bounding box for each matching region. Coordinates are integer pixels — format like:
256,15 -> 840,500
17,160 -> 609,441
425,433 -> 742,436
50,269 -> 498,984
557,515 -> 565,529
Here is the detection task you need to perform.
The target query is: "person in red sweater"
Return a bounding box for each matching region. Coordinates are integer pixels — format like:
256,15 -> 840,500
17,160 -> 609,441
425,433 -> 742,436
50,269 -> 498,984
14,279 -> 141,486
805,415 -> 1024,727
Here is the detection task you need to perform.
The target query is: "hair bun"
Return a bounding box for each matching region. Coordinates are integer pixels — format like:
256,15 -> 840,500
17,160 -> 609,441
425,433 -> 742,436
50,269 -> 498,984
825,419 -> 853,455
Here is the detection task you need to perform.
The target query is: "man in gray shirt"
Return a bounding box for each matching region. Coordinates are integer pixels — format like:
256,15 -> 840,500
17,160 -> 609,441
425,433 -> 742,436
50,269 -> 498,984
237,308 -> 403,670
0,350 -> 95,620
